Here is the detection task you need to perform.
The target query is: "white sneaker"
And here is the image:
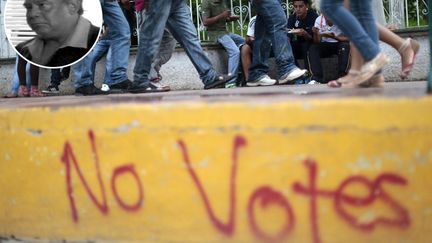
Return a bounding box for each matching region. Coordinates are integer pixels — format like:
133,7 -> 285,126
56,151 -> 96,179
307,80 -> 320,85
246,75 -> 277,86
101,84 -> 110,92
279,68 -> 308,84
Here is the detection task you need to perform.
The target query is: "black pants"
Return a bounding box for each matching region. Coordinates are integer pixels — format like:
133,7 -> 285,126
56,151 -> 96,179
308,42 -> 350,83
50,67 -> 71,85
290,42 -> 312,71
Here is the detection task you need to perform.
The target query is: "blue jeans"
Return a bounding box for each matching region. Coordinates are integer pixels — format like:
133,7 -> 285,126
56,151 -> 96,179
75,0 -> 130,88
321,0 -> 379,61
10,56 -> 31,93
133,0 -> 217,86
74,39 -> 113,88
136,10 -> 177,81
248,0 -> 297,81
217,33 -> 245,84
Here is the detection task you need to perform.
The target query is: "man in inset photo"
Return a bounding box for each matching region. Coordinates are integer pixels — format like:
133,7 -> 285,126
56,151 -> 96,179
15,0 -> 100,67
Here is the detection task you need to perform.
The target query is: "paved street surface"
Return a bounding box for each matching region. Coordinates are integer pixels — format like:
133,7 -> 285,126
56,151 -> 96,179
0,81 -> 430,109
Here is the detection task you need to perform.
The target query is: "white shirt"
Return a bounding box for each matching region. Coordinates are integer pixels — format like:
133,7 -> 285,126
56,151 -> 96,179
314,15 -> 343,43
247,16 -> 257,37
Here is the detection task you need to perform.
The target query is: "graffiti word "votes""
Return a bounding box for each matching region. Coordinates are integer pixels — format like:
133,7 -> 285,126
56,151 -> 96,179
61,130 -> 410,243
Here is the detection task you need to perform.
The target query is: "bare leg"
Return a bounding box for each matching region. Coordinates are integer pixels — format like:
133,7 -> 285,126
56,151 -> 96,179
241,44 -> 252,82
377,24 -> 419,79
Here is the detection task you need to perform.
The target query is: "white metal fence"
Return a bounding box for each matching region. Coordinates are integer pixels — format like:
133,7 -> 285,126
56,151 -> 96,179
189,0 -> 429,41
0,0 -> 429,59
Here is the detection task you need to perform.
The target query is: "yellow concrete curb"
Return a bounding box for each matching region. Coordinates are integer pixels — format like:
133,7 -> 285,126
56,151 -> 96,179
1,97 -> 432,242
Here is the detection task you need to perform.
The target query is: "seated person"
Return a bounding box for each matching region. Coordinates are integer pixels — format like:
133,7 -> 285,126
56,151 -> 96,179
15,0 -> 100,67
240,16 -> 256,83
201,0 -> 245,88
287,0 -> 318,72
240,16 -> 274,85
308,14 -> 350,83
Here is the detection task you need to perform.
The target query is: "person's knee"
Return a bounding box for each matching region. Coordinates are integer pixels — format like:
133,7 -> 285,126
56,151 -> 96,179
231,47 -> 240,57
241,44 -> 251,56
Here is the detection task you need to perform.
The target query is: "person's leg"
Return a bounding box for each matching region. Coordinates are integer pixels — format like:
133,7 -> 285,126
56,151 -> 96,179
150,29 -> 177,81
328,43 -> 362,88
226,34 -> 245,88
74,51 -> 99,89
301,42 -> 312,72
166,0 -> 225,86
17,57 -> 27,87
308,43 -> 324,83
290,42 -> 302,67
73,53 -> 108,95
102,0 -> 130,85
29,64 -> 43,97
377,24 -> 419,79
321,0 -> 379,61
349,0 -> 379,46
321,0 -> 387,86
42,69 -> 62,94
61,66 -> 71,80
130,0 -> 171,92
51,69 -> 62,86
217,34 -> 242,84
251,0 -> 298,80
240,43 -> 252,82
247,13 -> 272,82
337,42 -> 350,78
9,56 -> 20,95
86,39 -> 112,85
104,45 -> 113,86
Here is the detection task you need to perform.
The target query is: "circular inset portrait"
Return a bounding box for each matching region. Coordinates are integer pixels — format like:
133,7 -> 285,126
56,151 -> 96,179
4,0 -> 103,68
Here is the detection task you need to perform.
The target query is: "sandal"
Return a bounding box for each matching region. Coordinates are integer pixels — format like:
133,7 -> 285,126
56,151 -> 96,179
353,53 -> 389,87
204,73 -> 234,90
399,38 -> 420,79
18,85 -> 30,97
29,86 -> 45,97
327,70 -> 360,88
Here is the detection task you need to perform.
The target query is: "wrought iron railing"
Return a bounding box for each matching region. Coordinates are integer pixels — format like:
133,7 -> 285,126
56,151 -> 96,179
0,0 -> 429,60
189,0 -> 429,41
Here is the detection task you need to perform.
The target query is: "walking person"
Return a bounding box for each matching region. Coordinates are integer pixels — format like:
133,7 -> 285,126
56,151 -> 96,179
320,0 -> 389,88
246,0 -> 307,87
74,0 -> 131,95
129,0 -> 233,93
326,0 -> 419,88
135,0 -> 175,90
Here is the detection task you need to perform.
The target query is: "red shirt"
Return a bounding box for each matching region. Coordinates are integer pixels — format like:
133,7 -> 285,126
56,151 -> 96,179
135,0 -> 145,12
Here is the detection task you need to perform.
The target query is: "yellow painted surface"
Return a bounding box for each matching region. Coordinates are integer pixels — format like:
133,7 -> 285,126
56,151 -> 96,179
1,98 -> 432,242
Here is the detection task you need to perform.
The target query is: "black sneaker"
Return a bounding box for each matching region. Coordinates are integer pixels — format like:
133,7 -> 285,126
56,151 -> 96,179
204,74 -> 234,89
128,82 -> 170,94
75,84 -> 109,96
109,79 -> 133,93
42,84 -> 60,95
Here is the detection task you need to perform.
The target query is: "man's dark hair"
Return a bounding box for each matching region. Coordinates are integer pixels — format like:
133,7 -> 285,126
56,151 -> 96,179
291,0 -> 309,5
